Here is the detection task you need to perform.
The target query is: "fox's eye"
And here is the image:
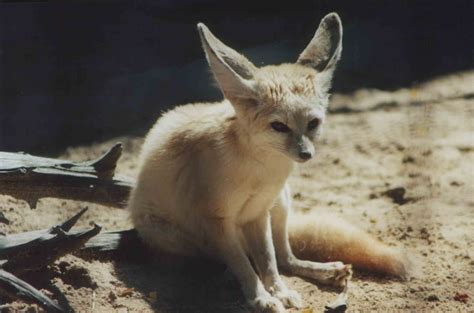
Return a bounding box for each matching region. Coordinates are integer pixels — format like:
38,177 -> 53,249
307,118 -> 320,131
270,121 -> 291,133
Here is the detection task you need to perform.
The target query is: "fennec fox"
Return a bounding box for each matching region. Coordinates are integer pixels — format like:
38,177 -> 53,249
129,13 -> 408,312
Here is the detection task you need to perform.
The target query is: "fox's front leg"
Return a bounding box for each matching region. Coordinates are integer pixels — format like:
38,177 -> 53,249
271,184 -> 352,286
207,219 -> 285,313
242,211 -> 302,309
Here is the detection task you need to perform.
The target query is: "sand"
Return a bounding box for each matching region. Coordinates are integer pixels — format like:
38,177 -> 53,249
1,71 -> 473,312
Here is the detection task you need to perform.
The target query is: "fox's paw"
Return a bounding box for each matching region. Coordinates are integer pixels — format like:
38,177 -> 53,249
265,278 -> 302,309
320,262 -> 352,287
250,294 -> 286,313
272,288 -> 303,309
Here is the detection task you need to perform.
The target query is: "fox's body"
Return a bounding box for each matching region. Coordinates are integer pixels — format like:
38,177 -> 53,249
129,13 -> 408,312
131,99 -> 294,257
138,98 -> 293,225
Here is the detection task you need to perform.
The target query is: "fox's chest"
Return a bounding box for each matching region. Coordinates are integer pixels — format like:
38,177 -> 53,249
233,172 -> 287,224
236,191 -> 277,224
195,148 -> 293,224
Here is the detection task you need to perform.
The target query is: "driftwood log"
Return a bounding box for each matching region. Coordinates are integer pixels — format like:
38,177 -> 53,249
0,143 -> 132,209
0,144 -> 132,311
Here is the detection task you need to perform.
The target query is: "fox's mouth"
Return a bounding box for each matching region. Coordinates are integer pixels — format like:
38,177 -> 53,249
295,159 -> 311,163
294,156 -> 313,163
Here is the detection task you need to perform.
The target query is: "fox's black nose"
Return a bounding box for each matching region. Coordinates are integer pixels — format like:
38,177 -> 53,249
299,151 -> 312,160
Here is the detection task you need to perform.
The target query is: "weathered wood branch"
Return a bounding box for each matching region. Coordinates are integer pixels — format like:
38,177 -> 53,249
0,143 -> 133,208
0,269 -> 64,312
0,145 -> 131,309
0,208 -> 101,312
0,208 -> 101,274
79,229 -> 152,262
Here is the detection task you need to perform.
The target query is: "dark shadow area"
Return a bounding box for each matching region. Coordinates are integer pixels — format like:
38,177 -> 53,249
0,0 -> 472,153
113,258 -> 247,313
78,229 -> 248,312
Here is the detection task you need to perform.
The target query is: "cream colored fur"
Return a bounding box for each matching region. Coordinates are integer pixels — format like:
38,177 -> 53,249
289,213 -> 409,278
128,13 -> 408,313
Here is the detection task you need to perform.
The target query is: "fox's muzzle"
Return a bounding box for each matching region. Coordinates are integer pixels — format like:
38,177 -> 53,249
295,136 -> 314,162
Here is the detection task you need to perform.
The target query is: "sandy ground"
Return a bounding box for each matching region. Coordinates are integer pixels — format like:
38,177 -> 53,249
1,71 -> 473,312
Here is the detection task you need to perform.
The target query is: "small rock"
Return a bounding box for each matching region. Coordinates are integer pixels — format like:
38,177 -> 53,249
383,187 -> 410,205
426,295 -> 439,302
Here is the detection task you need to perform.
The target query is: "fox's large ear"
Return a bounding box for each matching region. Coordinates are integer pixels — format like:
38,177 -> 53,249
297,13 -> 343,91
197,23 -> 257,101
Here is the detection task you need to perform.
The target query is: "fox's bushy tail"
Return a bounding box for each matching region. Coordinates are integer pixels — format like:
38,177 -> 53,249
288,213 -> 410,279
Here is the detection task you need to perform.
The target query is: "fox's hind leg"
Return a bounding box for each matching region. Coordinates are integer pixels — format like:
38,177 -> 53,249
132,211 -> 201,256
271,184 -> 352,286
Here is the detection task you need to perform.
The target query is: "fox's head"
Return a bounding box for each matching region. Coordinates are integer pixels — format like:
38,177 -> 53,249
198,13 -> 342,163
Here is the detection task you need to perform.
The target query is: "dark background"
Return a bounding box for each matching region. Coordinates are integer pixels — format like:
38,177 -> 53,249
0,0 -> 472,153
